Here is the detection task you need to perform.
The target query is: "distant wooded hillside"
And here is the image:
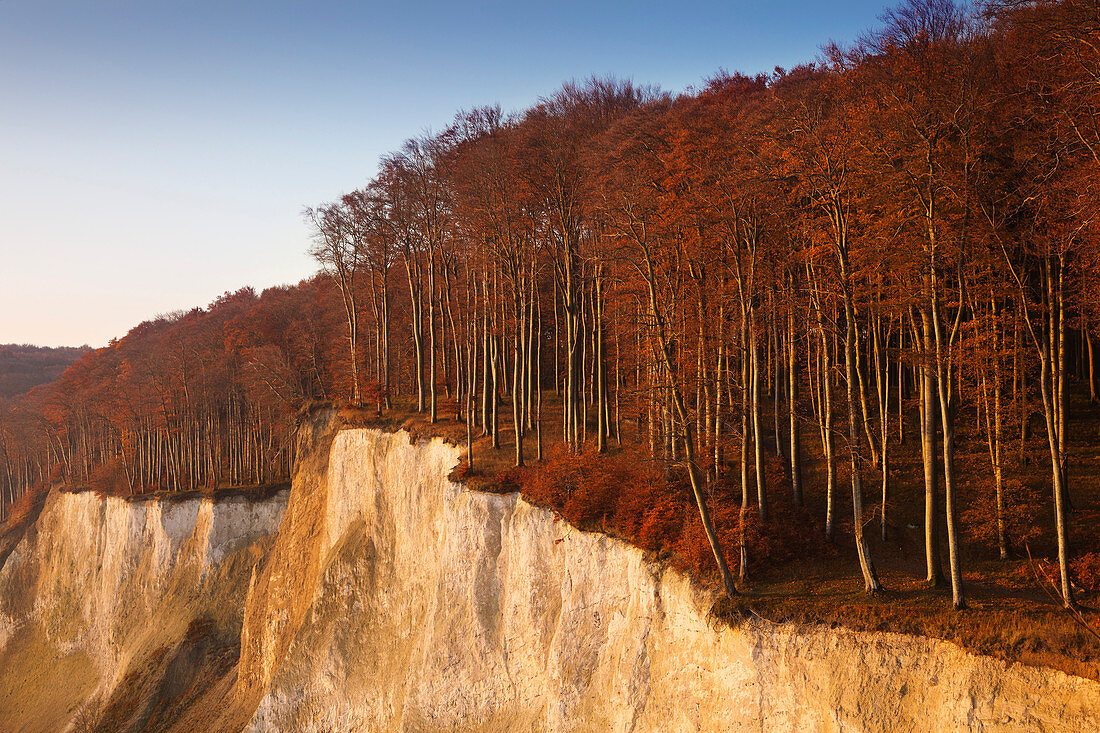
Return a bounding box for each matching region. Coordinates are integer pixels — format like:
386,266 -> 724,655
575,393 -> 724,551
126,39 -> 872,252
0,344 -> 89,399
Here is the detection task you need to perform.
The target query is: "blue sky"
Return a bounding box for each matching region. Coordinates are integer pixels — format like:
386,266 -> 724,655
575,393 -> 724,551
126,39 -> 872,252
0,0 -> 889,347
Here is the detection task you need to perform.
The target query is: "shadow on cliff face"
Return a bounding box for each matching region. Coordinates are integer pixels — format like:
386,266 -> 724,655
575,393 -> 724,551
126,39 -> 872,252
70,407 -> 344,733
135,405 -> 348,733
82,617 -> 239,733
203,405 -> 345,732
74,525 -> 286,732
0,529 -> 278,733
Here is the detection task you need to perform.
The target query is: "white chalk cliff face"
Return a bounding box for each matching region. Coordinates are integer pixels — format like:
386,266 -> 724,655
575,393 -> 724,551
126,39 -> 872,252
1,418 -> 1098,731
0,488 -> 288,731
239,428 -> 1100,732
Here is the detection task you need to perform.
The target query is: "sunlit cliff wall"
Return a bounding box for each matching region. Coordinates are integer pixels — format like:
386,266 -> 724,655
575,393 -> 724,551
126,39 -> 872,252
236,427 -> 1100,732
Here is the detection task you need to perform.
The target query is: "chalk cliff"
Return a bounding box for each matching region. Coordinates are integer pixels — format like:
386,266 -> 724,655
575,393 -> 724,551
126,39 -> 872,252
1,415 -> 1097,731
238,426 -> 1100,732
0,486 -> 287,730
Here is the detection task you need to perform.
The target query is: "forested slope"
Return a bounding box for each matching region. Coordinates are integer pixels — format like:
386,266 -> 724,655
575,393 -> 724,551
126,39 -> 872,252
0,344 -> 88,399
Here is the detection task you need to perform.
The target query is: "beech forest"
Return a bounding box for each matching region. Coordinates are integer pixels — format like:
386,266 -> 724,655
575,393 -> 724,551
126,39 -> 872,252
4,0 -> 1100,616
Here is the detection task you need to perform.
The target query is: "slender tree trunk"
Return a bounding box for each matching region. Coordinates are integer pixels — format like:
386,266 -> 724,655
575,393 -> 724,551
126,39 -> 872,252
740,312 -> 751,578
918,308 -> 945,587
467,288 -> 479,471
428,250 -> 438,422
512,279 -> 526,467
873,314 -> 890,542
714,302 -> 726,480
1004,247 -> 1073,606
854,313 -> 880,467
809,271 -> 836,539
982,293 -> 1009,560
536,288 -> 544,461
750,309 -> 767,522
929,266 -> 965,609
772,309 -> 785,464
1054,257 -> 1071,512
641,250 -> 738,597
481,280 -> 491,437
382,271 -> 392,409
554,290 -> 561,398
405,256 -> 425,413
1087,328 -> 1096,404
1056,257 -> 1066,473
841,275 -> 882,594
596,269 -> 607,453
788,307 -> 802,506
1040,336 -> 1074,607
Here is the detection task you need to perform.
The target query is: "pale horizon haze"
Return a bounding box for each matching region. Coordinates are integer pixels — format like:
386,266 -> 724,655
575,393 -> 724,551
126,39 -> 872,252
1,0 -> 889,348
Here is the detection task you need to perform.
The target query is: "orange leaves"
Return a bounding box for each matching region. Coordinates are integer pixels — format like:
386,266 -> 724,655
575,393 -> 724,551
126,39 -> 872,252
512,445 -> 829,585
521,444 -> 669,538
1072,553 -> 1100,595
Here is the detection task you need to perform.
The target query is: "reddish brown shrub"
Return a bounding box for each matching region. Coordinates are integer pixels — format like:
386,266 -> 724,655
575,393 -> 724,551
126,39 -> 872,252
671,473 -> 832,582
1072,553 -> 1100,594
494,465 -> 528,494
89,459 -> 132,498
961,476 -> 1045,558
518,445 -> 835,584
635,494 -> 685,554
522,445 -> 673,539
609,454 -> 674,541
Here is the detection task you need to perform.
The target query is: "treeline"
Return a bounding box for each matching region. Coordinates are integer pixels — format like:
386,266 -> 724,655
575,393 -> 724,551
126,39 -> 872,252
0,287 -> 332,505
3,0 -> 1099,608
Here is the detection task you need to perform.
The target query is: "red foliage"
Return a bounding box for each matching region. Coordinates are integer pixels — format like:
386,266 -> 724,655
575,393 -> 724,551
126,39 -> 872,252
88,459 -> 131,498
1,483 -> 48,528
521,445 -> 649,529
961,475 -> 1046,558
517,446 -> 831,584
1072,553 -> 1100,594
669,484 -> 834,583
522,445 -> 678,538
494,465 -> 528,494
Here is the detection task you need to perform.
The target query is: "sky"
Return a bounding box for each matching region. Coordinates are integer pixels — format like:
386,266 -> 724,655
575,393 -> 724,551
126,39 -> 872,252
0,0 -> 890,348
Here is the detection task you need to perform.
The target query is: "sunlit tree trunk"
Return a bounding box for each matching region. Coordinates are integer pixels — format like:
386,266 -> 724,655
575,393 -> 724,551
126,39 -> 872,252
872,313 -> 890,541
837,238 -> 882,594
916,308 -> 945,587
1087,328 -> 1097,404
809,265 -> 836,539
640,245 -> 738,597
788,306 -> 803,506
750,310 -> 767,522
